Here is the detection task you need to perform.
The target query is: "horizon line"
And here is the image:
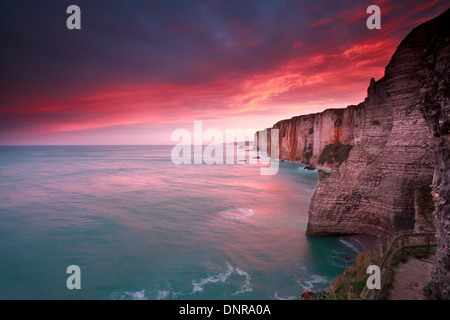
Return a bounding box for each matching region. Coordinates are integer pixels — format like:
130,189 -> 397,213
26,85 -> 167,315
0,142 -> 256,147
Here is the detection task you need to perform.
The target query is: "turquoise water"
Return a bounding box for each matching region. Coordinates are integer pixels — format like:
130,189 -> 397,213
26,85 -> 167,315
0,145 -> 365,300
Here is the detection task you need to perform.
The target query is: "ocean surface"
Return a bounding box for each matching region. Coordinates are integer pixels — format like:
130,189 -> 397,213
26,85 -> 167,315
0,145 -> 370,300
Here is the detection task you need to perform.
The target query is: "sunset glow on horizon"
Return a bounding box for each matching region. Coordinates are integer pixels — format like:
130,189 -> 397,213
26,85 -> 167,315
1,0 -> 448,145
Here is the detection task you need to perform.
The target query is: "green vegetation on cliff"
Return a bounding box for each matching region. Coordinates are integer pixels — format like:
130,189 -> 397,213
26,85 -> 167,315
321,246 -> 437,300
318,143 -> 353,166
414,182 -> 435,232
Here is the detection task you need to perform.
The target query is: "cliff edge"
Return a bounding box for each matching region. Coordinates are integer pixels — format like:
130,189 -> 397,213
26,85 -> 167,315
415,10 -> 449,299
254,9 -> 449,299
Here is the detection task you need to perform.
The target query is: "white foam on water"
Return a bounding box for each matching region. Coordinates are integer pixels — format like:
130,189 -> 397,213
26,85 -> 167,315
114,286 -> 182,300
132,289 -> 147,300
155,290 -> 170,300
114,263 -> 253,300
338,237 -> 360,253
192,268 -> 233,293
155,287 -> 181,300
273,292 -> 297,300
191,261 -> 253,296
218,207 -> 254,220
232,265 -> 253,296
297,274 -> 330,291
115,289 -> 147,300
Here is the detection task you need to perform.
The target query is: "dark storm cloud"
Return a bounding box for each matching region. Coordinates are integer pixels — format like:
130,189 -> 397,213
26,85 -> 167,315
0,0 -> 448,144
0,1 -> 376,89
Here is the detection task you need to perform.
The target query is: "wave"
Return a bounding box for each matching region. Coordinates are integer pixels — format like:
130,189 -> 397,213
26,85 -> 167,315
338,237 -> 360,253
155,287 -> 181,300
192,268 -> 233,294
325,238 -> 362,268
232,265 -> 252,295
113,262 -> 252,300
273,292 -> 297,300
155,290 -> 170,300
297,274 -> 330,291
218,207 -> 254,220
113,287 -> 181,300
114,289 -> 147,300
192,261 -> 253,296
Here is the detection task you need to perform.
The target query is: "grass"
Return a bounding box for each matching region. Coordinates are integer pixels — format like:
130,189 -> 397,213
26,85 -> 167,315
315,245 -> 438,300
304,151 -> 313,162
321,250 -> 381,300
317,169 -> 330,180
393,247 -> 437,263
380,246 -> 437,299
423,281 -> 433,299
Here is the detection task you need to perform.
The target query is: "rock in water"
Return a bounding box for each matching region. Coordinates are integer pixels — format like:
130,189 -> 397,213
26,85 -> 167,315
300,290 -> 316,300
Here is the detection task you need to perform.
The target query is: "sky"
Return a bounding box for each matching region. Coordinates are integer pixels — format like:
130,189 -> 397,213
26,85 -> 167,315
0,0 -> 448,145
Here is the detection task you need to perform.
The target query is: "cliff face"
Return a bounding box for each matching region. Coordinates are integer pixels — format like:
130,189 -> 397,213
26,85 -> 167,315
305,71 -> 434,238
254,9 -> 449,298
255,105 -> 364,169
415,11 -> 450,299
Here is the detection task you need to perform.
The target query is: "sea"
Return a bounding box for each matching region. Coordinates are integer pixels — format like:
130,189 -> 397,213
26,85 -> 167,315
0,145 -> 373,300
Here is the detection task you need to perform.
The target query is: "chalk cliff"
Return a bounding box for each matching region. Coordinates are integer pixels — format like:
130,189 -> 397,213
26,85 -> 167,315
255,105 -> 363,169
415,10 -> 449,299
254,9 -> 449,298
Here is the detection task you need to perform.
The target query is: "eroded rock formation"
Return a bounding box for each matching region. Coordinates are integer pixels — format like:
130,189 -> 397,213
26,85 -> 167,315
414,10 -> 449,300
255,105 -> 363,169
254,9 -> 449,298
